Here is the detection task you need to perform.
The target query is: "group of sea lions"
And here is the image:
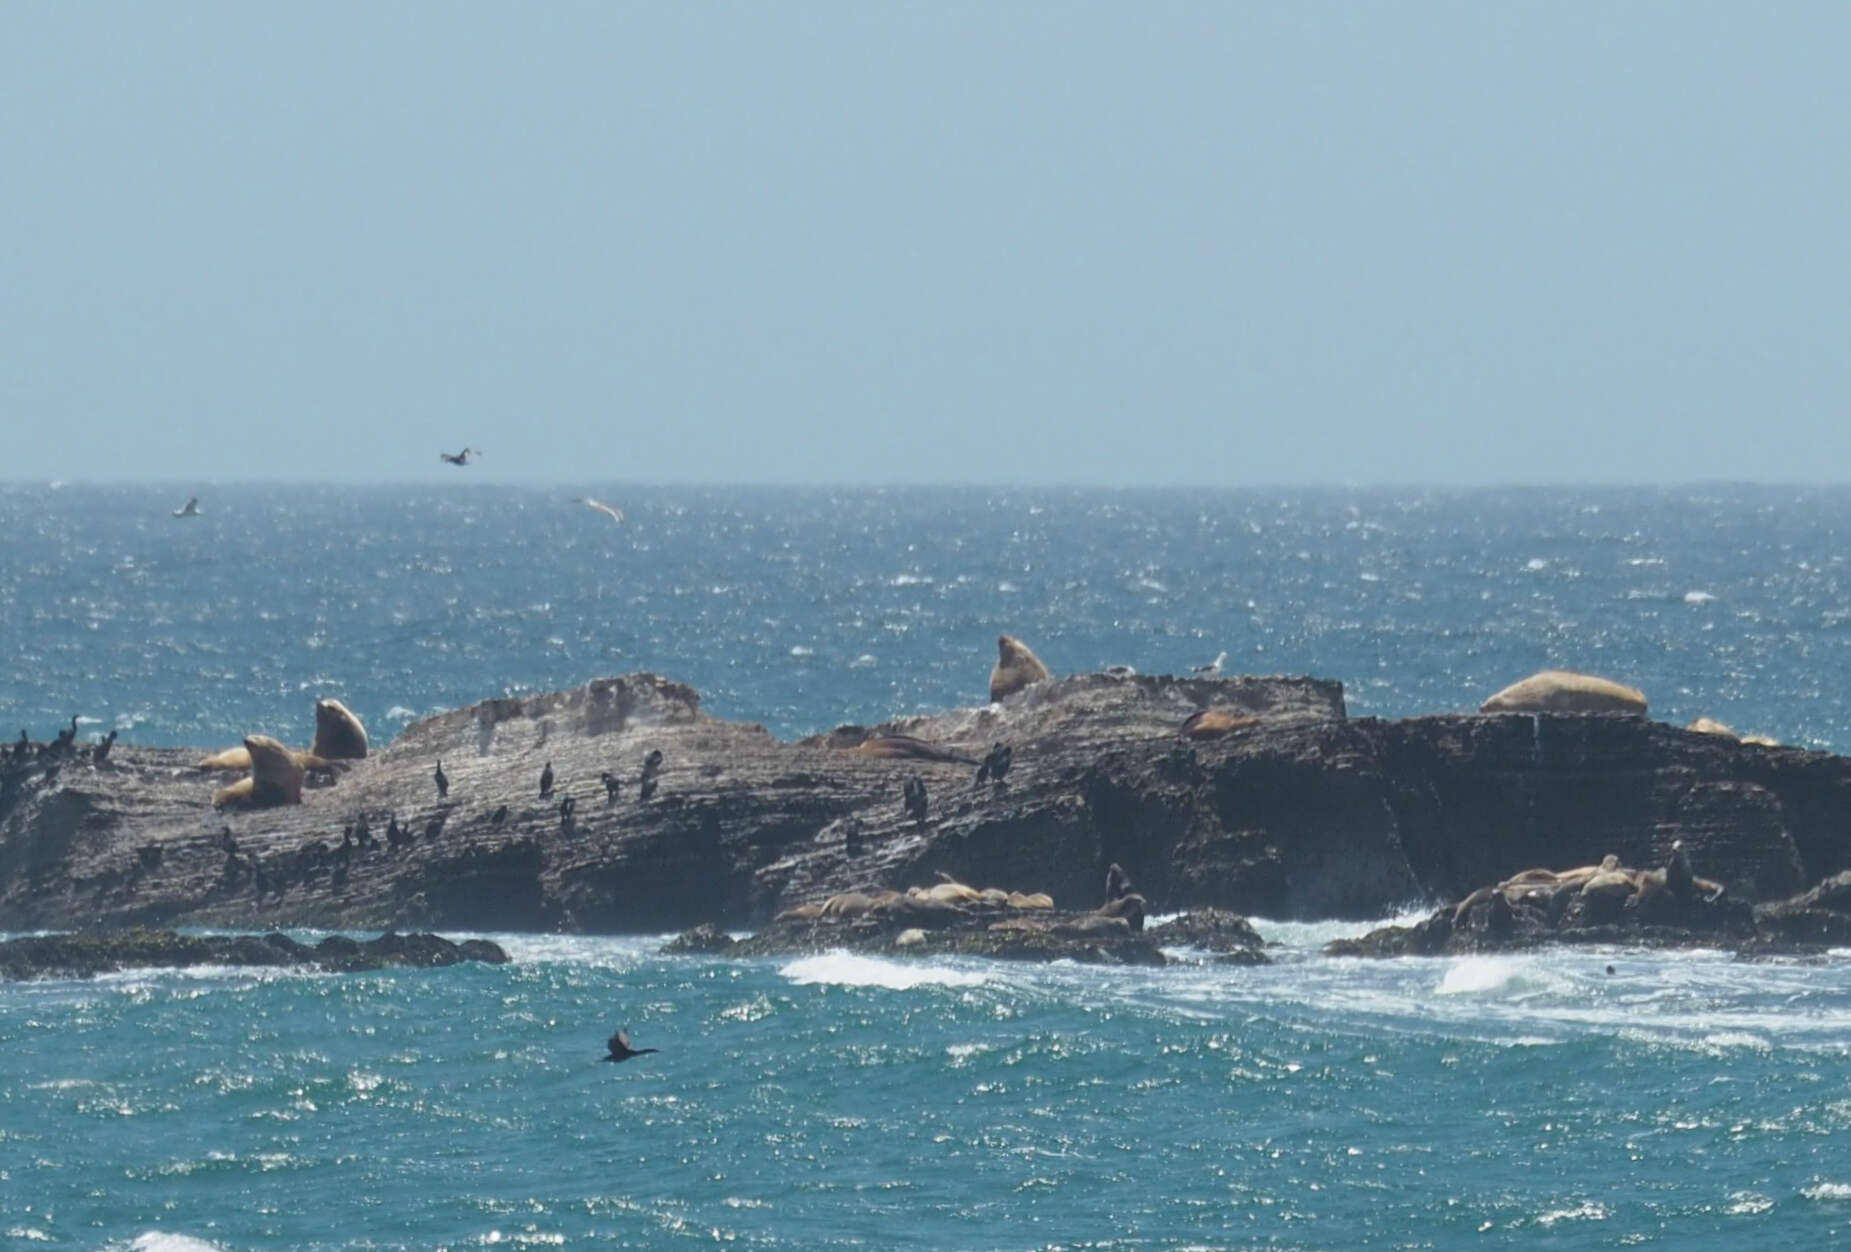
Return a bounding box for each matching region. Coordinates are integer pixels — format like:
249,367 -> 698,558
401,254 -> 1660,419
1451,841 -> 1726,931
776,874 -> 1056,925
199,698 -> 368,810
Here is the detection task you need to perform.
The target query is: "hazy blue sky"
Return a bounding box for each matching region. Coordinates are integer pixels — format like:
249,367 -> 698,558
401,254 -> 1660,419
4,2 -> 1848,485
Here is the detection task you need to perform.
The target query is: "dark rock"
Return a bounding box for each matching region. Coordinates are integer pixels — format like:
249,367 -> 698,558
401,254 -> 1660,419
0,928 -> 508,980
5,670 -> 1851,943
663,923 -> 736,954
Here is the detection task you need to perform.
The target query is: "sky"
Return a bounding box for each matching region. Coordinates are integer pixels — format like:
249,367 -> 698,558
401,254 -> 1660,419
3,1 -> 1849,486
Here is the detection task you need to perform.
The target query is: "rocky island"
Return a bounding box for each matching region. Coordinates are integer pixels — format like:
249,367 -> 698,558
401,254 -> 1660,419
5,653 -> 1851,965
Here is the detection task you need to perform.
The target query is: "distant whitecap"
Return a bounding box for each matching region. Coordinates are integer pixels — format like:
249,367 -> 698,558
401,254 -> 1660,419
1525,557 -> 1549,571
849,654 -> 877,668
789,645 -> 814,657
386,705 -> 418,721
1685,590 -> 1717,604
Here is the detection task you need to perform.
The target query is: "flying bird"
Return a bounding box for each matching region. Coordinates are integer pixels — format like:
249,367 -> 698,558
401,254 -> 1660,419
603,1028 -> 658,1063
439,448 -> 479,466
172,497 -> 200,518
577,497 -> 626,525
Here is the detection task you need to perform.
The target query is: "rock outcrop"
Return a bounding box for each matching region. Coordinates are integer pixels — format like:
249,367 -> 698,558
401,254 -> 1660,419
4,670 -> 1850,941
0,928 -> 508,981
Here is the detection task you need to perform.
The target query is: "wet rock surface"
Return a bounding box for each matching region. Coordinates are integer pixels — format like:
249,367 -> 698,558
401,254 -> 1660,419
0,929 -> 509,981
5,669 -> 1851,947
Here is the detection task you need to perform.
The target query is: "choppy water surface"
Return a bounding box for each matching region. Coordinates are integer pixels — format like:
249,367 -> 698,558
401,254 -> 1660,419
4,934 -> 1851,1250
7,483 -> 1851,1248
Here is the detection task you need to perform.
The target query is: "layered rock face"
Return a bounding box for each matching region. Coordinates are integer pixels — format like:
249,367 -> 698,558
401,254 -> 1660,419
3,670 -> 1849,936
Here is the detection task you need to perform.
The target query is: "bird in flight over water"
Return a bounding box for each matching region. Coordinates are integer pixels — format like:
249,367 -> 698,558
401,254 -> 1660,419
604,1028 -> 658,1063
172,496 -> 200,518
578,497 -> 626,524
1193,651 -> 1227,676
439,448 -> 479,466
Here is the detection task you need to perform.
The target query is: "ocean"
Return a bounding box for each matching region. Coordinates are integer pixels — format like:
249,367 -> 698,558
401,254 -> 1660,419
4,483 -> 1851,1249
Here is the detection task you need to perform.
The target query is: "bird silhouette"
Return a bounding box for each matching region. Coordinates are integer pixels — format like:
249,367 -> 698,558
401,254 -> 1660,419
1192,650 -> 1228,676
439,447 -> 479,466
603,1028 -> 658,1063
539,761 -> 555,799
172,496 -> 200,518
433,759 -> 449,798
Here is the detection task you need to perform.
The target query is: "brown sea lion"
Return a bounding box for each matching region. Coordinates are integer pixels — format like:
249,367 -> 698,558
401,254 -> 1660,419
849,735 -> 978,766
1178,709 -> 1260,739
1741,733 -> 1781,747
1096,892 -> 1146,931
212,735 -> 306,810
1007,891 -> 1054,910
310,698 -> 368,760
1686,717 -> 1738,738
989,633 -> 1052,703
1104,862 -> 1134,903
1479,670 -> 1648,716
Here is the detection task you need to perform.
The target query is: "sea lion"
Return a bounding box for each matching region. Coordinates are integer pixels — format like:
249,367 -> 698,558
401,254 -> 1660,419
849,735 -> 979,766
197,698 -> 366,770
212,735 -> 306,810
1686,717 -> 1738,738
1104,862 -> 1134,902
1479,670 -> 1647,716
819,891 -> 877,919
989,633 -> 1052,703
1179,709 -> 1260,739
1006,891 -> 1054,910
310,699 -> 368,760
1096,892 -> 1146,931
1741,733 -> 1782,747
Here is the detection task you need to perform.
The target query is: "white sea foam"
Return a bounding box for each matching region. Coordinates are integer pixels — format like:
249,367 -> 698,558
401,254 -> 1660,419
780,951 -> 990,990
1801,1181 -> 1851,1201
1435,956 -> 1567,998
1684,589 -> 1717,603
123,1234 -> 228,1252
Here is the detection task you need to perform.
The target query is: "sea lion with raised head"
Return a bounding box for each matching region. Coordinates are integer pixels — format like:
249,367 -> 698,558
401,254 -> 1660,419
989,634 -> 1052,703
1479,670 -> 1647,716
310,699 -> 368,760
212,735 -> 306,810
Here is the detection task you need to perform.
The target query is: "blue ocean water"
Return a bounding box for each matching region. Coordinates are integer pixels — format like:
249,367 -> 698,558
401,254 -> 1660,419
6,483 -> 1851,1250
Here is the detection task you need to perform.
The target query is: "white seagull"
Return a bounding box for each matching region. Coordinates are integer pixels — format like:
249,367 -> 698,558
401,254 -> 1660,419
1192,650 -> 1227,676
172,496 -> 200,518
578,497 -> 626,525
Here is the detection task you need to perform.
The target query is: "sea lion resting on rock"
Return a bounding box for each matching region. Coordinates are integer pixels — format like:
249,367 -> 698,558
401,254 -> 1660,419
199,699 -> 367,771
1479,670 -> 1647,716
1686,717 -> 1738,738
1178,709 -> 1259,739
213,735 -> 306,810
848,735 -> 978,766
989,634 -> 1052,703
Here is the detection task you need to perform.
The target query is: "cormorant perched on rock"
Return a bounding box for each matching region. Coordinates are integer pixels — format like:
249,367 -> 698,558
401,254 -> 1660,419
1105,862 -> 1134,903
639,776 -> 658,802
600,770 -> 622,803
539,761 -> 555,800
92,729 -> 118,764
558,794 -> 576,833
642,748 -> 663,781
13,730 -> 29,761
385,813 -> 410,851
52,718 -> 77,756
973,742 -> 1012,788
352,813 -> 373,849
843,816 -> 864,857
603,1028 -> 658,1063
489,805 -> 508,826
903,776 -> 928,826
433,759 -> 449,798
